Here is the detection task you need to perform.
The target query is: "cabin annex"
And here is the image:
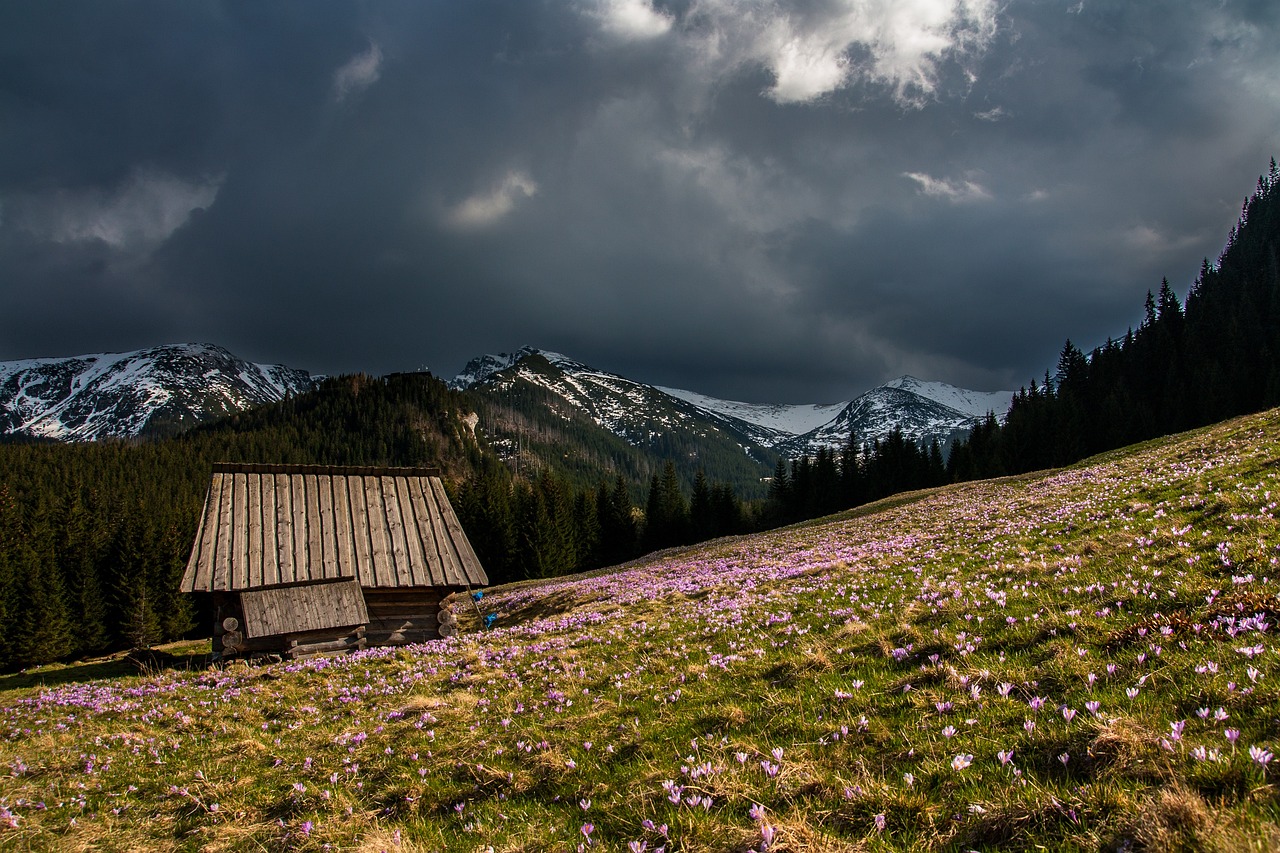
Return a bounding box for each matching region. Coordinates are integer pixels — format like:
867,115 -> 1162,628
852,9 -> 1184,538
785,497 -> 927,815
180,463 -> 488,660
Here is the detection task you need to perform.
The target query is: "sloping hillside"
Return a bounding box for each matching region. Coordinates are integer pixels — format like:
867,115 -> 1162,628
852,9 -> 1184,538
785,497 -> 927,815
2,408 -> 1279,850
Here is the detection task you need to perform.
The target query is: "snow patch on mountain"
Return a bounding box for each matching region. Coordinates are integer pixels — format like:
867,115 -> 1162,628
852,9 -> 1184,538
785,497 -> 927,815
449,346 -> 581,389
885,375 -> 1012,419
657,387 -> 846,437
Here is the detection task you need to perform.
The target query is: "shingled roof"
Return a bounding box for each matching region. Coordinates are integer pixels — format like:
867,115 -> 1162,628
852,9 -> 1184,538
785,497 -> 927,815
181,464 -> 488,593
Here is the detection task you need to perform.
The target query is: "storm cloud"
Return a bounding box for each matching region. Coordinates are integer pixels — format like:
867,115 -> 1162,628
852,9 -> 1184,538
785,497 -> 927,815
2,0 -> 1277,402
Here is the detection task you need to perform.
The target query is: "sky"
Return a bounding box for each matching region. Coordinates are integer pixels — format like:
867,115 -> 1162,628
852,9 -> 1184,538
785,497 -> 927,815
1,1 -> 1278,403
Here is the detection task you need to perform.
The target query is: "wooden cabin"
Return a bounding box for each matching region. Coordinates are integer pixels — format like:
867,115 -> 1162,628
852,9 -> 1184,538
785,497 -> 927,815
180,463 -> 488,660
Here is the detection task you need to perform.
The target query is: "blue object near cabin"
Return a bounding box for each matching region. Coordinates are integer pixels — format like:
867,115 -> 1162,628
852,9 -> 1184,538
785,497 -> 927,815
472,591 -> 484,602
484,613 -> 498,628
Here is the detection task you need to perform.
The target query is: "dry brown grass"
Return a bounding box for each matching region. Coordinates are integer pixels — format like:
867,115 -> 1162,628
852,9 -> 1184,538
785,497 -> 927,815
764,818 -> 869,853
1086,717 -> 1171,782
1114,783 -> 1280,852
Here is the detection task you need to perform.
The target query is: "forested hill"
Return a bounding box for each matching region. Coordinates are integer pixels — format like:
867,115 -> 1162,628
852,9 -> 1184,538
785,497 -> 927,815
459,350 -> 779,499
948,160 -> 1280,480
0,368 -> 767,671
0,373 -> 486,670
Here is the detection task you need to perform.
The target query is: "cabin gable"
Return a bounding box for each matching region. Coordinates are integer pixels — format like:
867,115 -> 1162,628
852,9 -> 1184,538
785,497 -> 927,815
182,463 -> 486,660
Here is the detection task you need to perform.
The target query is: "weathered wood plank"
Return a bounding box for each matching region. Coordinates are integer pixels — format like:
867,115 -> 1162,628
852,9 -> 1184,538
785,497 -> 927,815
246,472 -> 264,588
406,477 -> 445,587
419,477 -> 456,585
432,477 -> 487,586
240,580 -> 368,637
217,633 -> 283,655
212,473 -> 233,591
283,625 -> 365,645
364,607 -> 445,623
228,469 -> 248,589
274,473 -> 295,586
317,474 -> 338,581
365,475 -> 392,587
364,629 -> 437,646
305,474 -> 323,582
259,473 -> 280,588
383,476 -> 413,587
366,591 -> 445,612
394,476 -> 424,586
183,474 -> 219,591
425,477 -> 468,585
367,622 -> 438,639
367,611 -> 441,626
330,474 -> 354,580
288,636 -> 365,655
291,472 -> 309,583
348,476 -> 375,587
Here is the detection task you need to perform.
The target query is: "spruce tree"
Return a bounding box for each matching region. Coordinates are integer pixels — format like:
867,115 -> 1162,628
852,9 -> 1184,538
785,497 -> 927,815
690,468 -> 713,541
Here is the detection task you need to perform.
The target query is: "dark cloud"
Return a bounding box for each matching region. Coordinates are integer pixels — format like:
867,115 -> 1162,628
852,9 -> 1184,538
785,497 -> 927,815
1,0 -> 1276,402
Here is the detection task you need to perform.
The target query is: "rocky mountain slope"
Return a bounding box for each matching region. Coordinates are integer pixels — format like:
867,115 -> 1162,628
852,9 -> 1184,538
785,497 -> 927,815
0,343 -> 314,441
453,346 -> 1013,461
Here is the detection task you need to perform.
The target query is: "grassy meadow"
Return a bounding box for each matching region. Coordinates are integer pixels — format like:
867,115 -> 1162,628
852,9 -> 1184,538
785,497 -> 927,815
3,409 -> 1280,851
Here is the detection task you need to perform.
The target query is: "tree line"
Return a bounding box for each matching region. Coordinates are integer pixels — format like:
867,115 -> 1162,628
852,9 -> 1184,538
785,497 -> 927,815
948,159 -> 1280,478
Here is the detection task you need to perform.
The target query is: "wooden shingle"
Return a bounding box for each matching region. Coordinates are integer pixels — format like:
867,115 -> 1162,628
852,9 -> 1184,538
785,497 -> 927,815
181,464 -> 488,593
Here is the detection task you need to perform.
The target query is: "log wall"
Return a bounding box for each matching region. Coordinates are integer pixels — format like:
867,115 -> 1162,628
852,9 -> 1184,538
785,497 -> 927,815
363,587 -> 462,646
212,585 -> 463,660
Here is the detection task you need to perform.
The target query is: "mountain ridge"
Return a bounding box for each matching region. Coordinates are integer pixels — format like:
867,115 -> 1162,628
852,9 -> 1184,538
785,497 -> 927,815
0,343 -> 315,441
452,345 -> 1014,458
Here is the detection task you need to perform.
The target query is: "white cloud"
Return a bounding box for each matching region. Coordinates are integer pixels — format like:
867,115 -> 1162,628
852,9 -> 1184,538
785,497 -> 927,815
974,105 -> 1009,121
7,168 -> 222,250
333,41 -> 383,102
678,0 -> 999,106
447,171 -> 539,228
591,0 -> 673,40
903,171 -> 991,202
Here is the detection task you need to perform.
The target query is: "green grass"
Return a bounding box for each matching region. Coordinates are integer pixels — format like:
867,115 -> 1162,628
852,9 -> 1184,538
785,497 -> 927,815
3,410 -> 1280,851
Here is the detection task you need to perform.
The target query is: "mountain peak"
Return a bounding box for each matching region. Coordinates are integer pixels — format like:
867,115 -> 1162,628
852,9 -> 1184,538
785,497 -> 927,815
882,375 -> 1012,420
448,346 -> 592,389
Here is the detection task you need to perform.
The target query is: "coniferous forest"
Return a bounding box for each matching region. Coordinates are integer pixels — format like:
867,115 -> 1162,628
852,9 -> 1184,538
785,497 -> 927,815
0,162 -> 1277,671
946,160 -> 1280,480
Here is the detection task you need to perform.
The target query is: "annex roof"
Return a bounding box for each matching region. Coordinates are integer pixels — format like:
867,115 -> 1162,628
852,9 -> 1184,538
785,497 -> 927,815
181,463 -> 488,593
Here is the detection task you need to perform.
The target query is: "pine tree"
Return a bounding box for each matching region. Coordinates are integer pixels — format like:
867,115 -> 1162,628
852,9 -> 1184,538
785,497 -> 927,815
572,490 -> 600,572
690,468 -> 713,541
56,494 -> 110,657
597,475 -> 638,566
766,459 -> 790,524
16,534 -> 75,665
643,462 -> 689,551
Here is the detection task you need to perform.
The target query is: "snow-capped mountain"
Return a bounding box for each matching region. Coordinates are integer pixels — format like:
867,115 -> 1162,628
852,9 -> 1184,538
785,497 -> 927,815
0,343 -> 315,441
775,382 -> 1006,458
453,347 -> 776,461
451,347 -> 1014,460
